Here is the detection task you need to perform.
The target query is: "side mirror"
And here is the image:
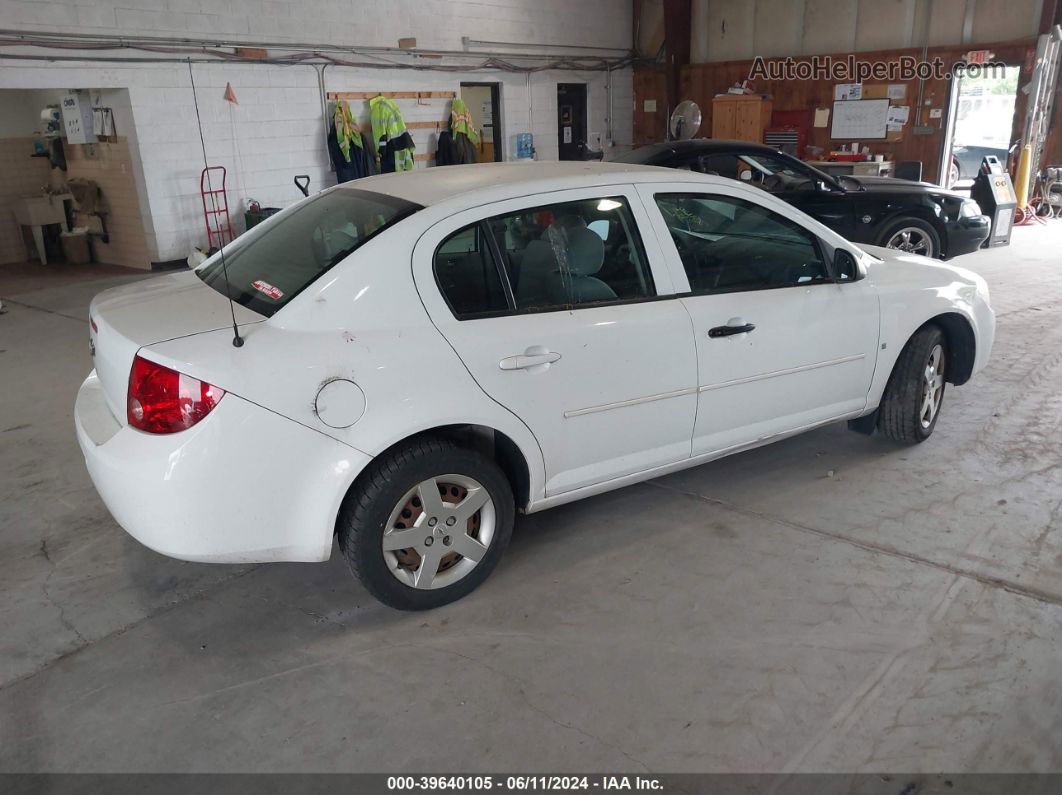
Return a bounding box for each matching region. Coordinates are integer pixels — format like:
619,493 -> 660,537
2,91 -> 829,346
833,248 -> 861,281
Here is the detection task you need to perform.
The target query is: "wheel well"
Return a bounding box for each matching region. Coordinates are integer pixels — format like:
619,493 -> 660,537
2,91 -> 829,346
879,209 -> 946,244
924,313 -> 976,385
354,425 -> 532,514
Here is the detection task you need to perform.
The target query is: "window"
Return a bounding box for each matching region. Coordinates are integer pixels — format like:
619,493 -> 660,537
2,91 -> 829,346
655,193 -> 830,293
433,196 -> 656,318
699,153 -> 821,194
492,196 -> 654,312
433,223 -> 509,318
197,188 -> 420,317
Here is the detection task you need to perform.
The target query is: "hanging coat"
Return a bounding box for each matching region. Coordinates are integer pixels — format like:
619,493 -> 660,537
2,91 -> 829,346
369,95 -> 415,173
436,129 -> 477,166
449,98 -> 480,146
328,101 -> 373,183
436,98 -> 479,166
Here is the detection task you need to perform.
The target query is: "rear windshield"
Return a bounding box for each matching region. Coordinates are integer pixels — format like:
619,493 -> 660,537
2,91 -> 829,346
197,187 -> 421,317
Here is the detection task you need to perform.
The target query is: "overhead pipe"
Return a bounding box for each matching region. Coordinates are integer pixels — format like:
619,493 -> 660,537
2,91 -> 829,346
461,36 -> 631,55
0,28 -> 633,65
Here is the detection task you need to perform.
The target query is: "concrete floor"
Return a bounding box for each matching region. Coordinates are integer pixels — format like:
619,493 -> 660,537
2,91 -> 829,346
2,225 -> 1061,774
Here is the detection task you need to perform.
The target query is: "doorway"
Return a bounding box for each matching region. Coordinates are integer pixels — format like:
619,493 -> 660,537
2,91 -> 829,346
557,83 -> 588,160
941,64 -> 1020,188
0,87 -> 152,270
459,82 -> 502,162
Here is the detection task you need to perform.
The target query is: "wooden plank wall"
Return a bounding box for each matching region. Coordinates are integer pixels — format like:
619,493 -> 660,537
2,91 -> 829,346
633,66 -> 669,146
635,40 -> 1038,185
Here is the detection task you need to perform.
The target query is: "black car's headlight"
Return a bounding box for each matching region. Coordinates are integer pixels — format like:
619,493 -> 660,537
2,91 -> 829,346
960,199 -> 983,218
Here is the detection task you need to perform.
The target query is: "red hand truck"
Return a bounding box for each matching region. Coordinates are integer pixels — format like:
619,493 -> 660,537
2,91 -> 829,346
200,166 -> 234,249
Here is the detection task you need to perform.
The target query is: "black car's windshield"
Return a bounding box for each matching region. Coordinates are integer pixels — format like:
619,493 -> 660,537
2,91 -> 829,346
197,187 -> 421,317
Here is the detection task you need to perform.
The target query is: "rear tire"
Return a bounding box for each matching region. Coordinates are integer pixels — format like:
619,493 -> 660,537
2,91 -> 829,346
948,158 -> 960,188
338,436 -> 514,610
878,325 -> 947,444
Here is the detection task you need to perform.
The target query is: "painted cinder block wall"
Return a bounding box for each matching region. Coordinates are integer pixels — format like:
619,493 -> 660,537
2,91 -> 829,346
0,0 -> 634,266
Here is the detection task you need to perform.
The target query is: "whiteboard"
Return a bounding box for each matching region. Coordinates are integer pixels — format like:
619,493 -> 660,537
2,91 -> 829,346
831,99 -> 890,140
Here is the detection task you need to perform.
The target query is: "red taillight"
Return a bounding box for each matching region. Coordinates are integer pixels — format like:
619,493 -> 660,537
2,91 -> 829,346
127,355 -> 225,434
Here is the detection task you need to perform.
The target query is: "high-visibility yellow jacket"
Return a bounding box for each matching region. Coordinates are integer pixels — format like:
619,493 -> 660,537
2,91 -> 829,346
369,95 -> 415,172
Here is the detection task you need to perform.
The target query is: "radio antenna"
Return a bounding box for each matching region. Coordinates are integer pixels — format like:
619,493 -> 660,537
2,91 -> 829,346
188,59 -> 243,348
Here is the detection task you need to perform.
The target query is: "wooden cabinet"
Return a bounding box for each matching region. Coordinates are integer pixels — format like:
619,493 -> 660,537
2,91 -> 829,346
711,95 -> 773,143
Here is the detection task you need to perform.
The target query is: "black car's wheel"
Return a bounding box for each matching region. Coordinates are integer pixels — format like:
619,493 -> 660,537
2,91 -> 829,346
338,436 -> 514,610
878,217 -> 941,258
878,325 -> 947,444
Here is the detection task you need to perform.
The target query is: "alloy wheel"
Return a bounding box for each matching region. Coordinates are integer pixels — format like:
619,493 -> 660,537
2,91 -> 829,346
920,344 -> 945,429
886,227 -> 935,257
382,474 -> 496,590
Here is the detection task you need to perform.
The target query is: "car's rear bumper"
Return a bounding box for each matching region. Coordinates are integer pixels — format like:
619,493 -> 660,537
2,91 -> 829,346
75,371 -> 371,563
945,215 -> 991,258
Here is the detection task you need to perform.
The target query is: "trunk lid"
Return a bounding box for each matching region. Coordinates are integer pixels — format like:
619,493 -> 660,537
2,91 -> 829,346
88,271 -> 264,424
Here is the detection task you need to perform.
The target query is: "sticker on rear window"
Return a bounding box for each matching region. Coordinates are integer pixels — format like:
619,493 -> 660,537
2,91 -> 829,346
251,280 -> 284,300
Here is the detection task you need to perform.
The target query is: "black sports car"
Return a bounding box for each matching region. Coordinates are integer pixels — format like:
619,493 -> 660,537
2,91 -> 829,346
616,140 -> 990,260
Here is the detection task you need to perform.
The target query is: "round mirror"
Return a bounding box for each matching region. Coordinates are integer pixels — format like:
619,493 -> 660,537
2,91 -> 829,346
669,100 -> 702,141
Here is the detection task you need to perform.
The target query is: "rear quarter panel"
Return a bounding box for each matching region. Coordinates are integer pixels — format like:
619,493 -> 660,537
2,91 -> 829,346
142,224 -> 547,507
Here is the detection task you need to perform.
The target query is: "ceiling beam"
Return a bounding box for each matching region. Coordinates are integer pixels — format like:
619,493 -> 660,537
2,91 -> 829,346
663,0 -> 692,117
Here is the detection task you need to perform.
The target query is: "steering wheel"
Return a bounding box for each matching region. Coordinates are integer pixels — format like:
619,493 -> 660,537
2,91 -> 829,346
763,174 -> 785,192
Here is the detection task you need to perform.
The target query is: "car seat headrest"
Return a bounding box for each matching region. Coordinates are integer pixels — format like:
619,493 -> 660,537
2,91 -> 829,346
566,228 -> 605,277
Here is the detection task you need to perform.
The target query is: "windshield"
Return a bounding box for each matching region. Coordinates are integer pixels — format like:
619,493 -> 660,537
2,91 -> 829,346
197,187 -> 421,317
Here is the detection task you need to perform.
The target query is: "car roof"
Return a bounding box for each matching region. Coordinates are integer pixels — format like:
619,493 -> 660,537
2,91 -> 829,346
336,160 -> 722,207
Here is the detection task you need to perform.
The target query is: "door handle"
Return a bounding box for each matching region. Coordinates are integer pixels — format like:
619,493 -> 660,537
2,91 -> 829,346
708,320 -> 756,338
499,350 -> 562,371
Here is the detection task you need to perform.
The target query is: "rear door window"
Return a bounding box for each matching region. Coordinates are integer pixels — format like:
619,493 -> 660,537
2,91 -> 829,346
432,195 -> 657,318
433,223 -> 509,319
492,196 -> 655,312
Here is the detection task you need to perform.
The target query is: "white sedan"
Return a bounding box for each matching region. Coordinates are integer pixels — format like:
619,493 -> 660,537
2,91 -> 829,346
76,162 -> 995,609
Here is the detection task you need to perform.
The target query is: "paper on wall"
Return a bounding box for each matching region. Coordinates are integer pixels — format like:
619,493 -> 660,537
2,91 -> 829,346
886,105 -> 909,125
834,83 -> 862,101
887,84 -> 906,100
813,107 -> 830,127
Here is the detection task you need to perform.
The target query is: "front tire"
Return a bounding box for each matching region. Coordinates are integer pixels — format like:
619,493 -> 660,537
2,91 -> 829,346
878,325 -> 947,444
338,437 -> 514,610
878,217 -> 941,259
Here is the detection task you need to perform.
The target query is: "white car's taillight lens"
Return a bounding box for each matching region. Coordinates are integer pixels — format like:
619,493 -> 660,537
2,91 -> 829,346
127,354 -> 225,434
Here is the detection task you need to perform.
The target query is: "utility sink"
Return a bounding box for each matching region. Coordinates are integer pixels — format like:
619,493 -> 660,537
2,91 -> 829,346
15,194 -> 71,227
14,193 -> 73,265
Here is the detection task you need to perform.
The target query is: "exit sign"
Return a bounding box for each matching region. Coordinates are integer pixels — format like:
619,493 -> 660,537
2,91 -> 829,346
965,50 -> 993,64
